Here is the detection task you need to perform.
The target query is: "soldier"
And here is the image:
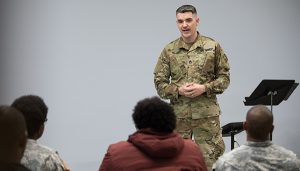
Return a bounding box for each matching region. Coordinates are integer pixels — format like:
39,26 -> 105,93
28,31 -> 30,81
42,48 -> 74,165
11,95 -> 70,171
214,105 -> 300,170
154,4 -> 230,170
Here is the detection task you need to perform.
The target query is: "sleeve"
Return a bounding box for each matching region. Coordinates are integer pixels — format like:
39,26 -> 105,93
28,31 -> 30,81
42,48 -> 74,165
42,152 -> 65,171
213,158 -> 224,171
204,43 -> 230,97
99,146 -> 113,171
154,48 -> 179,100
213,156 -> 233,171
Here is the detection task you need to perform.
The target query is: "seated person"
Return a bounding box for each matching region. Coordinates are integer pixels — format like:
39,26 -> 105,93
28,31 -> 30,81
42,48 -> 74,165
0,105 -> 29,171
99,96 -> 207,171
214,105 -> 300,171
11,95 -> 70,171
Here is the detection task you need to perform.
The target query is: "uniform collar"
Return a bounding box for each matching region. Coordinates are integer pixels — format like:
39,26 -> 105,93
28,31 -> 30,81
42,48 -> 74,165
176,32 -> 204,51
246,140 -> 273,147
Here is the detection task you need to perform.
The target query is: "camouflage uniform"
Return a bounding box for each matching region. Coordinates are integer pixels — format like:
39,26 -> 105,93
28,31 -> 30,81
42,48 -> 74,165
154,33 -> 230,170
214,141 -> 300,171
21,139 -> 65,171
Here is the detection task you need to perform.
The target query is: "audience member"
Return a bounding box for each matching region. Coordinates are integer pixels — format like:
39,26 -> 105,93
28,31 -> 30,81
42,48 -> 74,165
99,96 -> 207,171
11,95 -> 70,171
214,105 -> 300,171
0,105 -> 30,171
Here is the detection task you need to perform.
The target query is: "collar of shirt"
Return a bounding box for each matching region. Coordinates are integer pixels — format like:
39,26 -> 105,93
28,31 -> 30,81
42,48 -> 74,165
177,32 -> 204,51
246,140 -> 272,147
27,138 -> 37,143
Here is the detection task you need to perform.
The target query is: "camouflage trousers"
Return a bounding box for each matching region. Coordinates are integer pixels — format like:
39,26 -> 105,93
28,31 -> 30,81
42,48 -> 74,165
176,116 -> 225,171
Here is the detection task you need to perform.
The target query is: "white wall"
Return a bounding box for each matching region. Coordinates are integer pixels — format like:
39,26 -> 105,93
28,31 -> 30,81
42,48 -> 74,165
1,1 -> 300,170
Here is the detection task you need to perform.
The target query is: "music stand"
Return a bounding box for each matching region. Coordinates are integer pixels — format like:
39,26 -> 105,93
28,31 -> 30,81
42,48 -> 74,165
244,79 -> 298,140
222,122 -> 244,150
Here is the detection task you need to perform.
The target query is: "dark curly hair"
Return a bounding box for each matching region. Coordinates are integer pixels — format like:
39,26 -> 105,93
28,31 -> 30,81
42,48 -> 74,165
132,96 -> 176,133
11,95 -> 48,138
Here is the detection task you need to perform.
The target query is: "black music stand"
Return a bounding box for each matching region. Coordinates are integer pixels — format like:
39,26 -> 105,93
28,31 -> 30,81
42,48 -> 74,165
244,79 -> 298,140
222,122 -> 244,150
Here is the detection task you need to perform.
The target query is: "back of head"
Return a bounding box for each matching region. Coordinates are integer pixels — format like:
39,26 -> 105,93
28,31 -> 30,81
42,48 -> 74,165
245,105 -> 273,141
132,96 -> 176,133
11,95 -> 48,139
0,105 -> 27,164
176,4 -> 197,15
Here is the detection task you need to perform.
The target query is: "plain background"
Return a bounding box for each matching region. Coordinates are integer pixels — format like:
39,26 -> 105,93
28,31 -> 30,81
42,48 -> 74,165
1,1 -> 300,170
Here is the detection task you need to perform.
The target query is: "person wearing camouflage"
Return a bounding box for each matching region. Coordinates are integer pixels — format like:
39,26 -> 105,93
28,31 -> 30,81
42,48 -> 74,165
21,139 -> 65,171
154,4 -> 230,170
11,95 -> 69,171
214,105 -> 300,171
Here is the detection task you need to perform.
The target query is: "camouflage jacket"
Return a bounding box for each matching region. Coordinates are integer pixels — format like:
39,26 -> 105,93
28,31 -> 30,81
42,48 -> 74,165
21,139 -> 64,171
214,141 -> 300,171
154,34 -> 230,119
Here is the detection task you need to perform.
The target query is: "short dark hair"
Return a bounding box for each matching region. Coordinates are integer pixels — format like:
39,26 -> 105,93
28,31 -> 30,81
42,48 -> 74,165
176,5 -> 197,15
132,96 -> 176,133
246,105 -> 273,140
11,95 -> 48,138
0,105 -> 27,162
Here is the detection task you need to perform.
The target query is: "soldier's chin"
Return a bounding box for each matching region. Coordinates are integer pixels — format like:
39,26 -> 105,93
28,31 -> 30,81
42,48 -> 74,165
181,33 -> 191,38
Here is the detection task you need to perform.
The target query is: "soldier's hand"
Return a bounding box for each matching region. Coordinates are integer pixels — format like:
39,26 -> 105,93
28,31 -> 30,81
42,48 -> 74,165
63,160 -> 71,171
191,84 -> 206,98
178,83 -> 198,98
178,84 -> 191,97
181,83 -> 206,98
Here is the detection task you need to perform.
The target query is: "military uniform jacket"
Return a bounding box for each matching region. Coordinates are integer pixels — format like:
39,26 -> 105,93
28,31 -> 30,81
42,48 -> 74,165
21,139 -> 64,171
214,141 -> 300,171
154,34 -> 230,119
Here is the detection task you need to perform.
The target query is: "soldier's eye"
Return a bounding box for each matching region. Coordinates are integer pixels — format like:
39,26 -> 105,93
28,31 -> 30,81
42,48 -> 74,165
177,20 -> 183,24
186,18 -> 193,23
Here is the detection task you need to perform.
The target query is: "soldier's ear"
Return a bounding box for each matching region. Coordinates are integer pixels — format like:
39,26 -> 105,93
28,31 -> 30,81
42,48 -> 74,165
243,121 -> 247,131
270,125 -> 274,134
196,16 -> 200,25
37,123 -> 45,139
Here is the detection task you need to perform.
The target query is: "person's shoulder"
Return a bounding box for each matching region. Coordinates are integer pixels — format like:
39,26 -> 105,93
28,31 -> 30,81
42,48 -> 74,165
219,144 -> 249,161
34,143 -> 60,156
22,141 -> 64,169
164,37 -> 181,48
22,148 -> 64,171
268,144 -> 300,170
200,34 -> 220,47
108,141 -> 133,151
105,140 -> 141,159
200,34 -> 217,42
271,144 -> 298,158
26,139 -> 56,154
198,35 -> 220,49
214,145 -> 249,170
110,140 -> 131,146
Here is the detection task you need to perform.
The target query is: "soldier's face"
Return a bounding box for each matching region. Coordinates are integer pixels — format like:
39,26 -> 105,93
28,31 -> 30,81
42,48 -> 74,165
176,12 -> 199,42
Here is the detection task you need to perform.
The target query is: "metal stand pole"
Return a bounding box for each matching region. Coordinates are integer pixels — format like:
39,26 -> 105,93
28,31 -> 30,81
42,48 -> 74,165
268,91 -> 277,141
230,131 -> 234,150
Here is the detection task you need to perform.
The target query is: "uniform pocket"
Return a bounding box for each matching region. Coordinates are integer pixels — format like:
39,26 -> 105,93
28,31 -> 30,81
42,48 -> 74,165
200,49 -> 215,75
